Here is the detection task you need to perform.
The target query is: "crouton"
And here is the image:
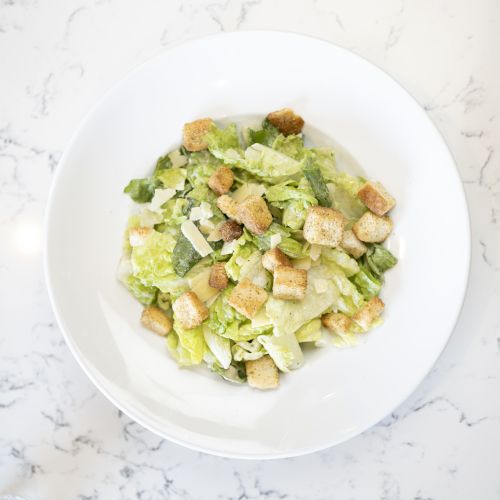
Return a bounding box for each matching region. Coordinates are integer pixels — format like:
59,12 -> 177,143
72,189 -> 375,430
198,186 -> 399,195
209,263 -> 228,290
303,206 -> 345,247
266,108 -> 304,136
262,247 -> 291,272
216,195 -> 242,223
358,181 -> 396,216
219,220 -> 243,242
273,265 -> 307,301
340,229 -> 368,259
322,312 -> 353,335
227,278 -> 268,319
182,118 -> 213,152
237,195 -> 273,235
245,355 -> 279,390
172,291 -> 209,329
352,297 -> 385,330
208,166 -> 234,195
141,306 -> 172,336
129,227 -> 153,247
352,211 -> 393,243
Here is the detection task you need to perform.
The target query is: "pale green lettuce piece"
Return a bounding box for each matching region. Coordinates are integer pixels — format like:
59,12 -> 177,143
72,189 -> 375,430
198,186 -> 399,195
124,275 -> 157,305
207,286 -> 246,338
243,143 -> 301,183
323,261 -> 365,315
205,123 -> 244,166
266,266 -> 338,336
322,248 -> 360,277
271,134 -> 306,160
364,244 -> 398,277
328,172 -> 367,221
308,148 -> 336,181
203,325 -> 232,369
186,150 -> 219,188
257,333 -> 304,372
225,236 -> 258,282
157,167 -> 186,190
167,321 -> 206,366
351,263 -> 382,300
295,319 -> 322,343
232,340 -> 266,362
131,230 -> 177,293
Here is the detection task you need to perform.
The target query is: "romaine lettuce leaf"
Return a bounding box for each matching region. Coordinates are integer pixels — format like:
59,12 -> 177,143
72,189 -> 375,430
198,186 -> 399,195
156,167 -> 186,190
257,333 -> 304,372
124,177 -> 161,203
167,321 -> 206,366
232,340 -> 266,362
207,286 -> 246,337
323,261 -> 365,315
322,247 -> 360,277
124,275 -> 158,305
271,134 -> 306,160
225,235 -> 258,282
364,244 -> 398,277
351,262 -> 382,300
327,172 -> 367,221
247,119 -> 280,147
203,325 -> 232,369
205,123 -> 244,166
186,150 -> 219,188
295,319 -> 322,343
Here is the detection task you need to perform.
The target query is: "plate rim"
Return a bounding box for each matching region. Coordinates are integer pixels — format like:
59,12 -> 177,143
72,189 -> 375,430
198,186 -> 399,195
44,30 -> 471,459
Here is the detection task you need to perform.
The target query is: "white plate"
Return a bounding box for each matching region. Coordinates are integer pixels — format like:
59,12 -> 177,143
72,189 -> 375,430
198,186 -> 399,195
45,31 -> 470,459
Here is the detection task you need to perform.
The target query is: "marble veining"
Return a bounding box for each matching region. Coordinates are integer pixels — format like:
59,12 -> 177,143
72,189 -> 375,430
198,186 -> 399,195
1,0 -> 500,499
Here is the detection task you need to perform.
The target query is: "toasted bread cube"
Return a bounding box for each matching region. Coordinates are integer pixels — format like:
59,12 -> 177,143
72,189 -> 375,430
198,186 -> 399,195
172,291 -> 209,329
182,118 -> 213,152
353,297 -> 385,330
208,166 -> 234,195
216,194 -> 242,223
237,195 -> 272,235
209,263 -> 228,290
129,227 -> 153,247
340,229 -> 368,259
262,247 -> 292,272
245,355 -> 279,390
273,265 -> 307,301
352,211 -> 393,243
303,206 -> 345,247
322,312 -> 353,335
141,306 -> 172,336
358,181 -> 396,216
219,219 -> 243,242
227,278 -> 268,319
266,108 -> 304,136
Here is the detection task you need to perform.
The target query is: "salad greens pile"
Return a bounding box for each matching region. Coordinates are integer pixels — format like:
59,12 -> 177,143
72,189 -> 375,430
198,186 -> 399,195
119,110 -> 397,389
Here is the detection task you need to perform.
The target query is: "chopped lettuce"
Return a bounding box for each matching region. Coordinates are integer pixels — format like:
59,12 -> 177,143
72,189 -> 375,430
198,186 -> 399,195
167,321 -> 206,366
323,261 -> 365,315
124,177 -> 161,203
247,119 -> 280,147
205,123 -> 244,166
257,333 -> 304,372
295,319 -> 322,343
271,134 -> 306,160
232,340 -> 266,362
124,275 -> 158,305
308,148 -> 336,181
172,232 -> 203,277
364,244 -> 398,277
153,154 -> 172,176
328,172 -> 367,221
186,150 -> 219,188
351,262 -> 382,300
203,325 -> 232,369
322,248 -> 360,277
244,143 -> 302,182
225,236 -> 258,281
156,167 -> 187,190
303,158 -> 332,207
207,286 -> 246,338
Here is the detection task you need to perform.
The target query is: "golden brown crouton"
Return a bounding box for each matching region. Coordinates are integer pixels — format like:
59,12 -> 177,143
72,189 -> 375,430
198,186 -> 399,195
208,166 -> 234,195
266,108 -> 304,136
352,297 -> 385,330
219,220 -> 243,242
303,206 -> 345,247
352,211 -> 393,243
237,195 -> 273,235
216,194 -> 242,223
273,265 -> 307,301
172,291 -> 209,329
340,229 -> 368,259
182,118 -> 213,152
322,312 -> 353,335
141,306 -> 172,336
209,263 -> 228,290
227,278 -> 268,319
262,247 -> 292,272
245,355 -> 279,390
129,227 -> 153,247
358,181 -> 396,216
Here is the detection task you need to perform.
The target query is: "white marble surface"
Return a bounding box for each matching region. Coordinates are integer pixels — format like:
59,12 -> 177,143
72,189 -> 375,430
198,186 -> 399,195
1,0 -> 499,498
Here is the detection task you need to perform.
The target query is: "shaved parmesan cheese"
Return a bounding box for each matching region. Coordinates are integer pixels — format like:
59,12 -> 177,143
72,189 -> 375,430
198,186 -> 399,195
168,149 -> 188,168
188,267 -> 219,302
313,278 -> 329,294
269,234 -> 282,249
149,188 -> 175,212
221,239 -> 238,255
310,244 -> 322,261
231,183 -> 266,203
190,202 -> 213,222
198,218 -> 215,234
251,308 -> 273,329
207,221 -> 225,242
180,220 -> 213,257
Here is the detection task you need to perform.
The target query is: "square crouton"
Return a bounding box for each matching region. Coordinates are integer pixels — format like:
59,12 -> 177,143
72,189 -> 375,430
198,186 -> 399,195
208,166 -> 234,195
245,355 -> 279,390
262,247 -> 291,272
322,312 -> 353,335
273,265 -> 307,301
266,108 -> 304,136
340,229 -> 368,259
303,206 -> 345,247
237,195 -> 273,235
358,181 -> 396,216
219,219 -> 243,242
182,118 -> 213,152
172,291 -> 209,329
209,263 -> 228,290
227,278 -> 268,319
129,227 -> 153,247
216,194 -> 242,223
352,211 -> 393,243
352,297 -> 385,330
141,306 -> 172,336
